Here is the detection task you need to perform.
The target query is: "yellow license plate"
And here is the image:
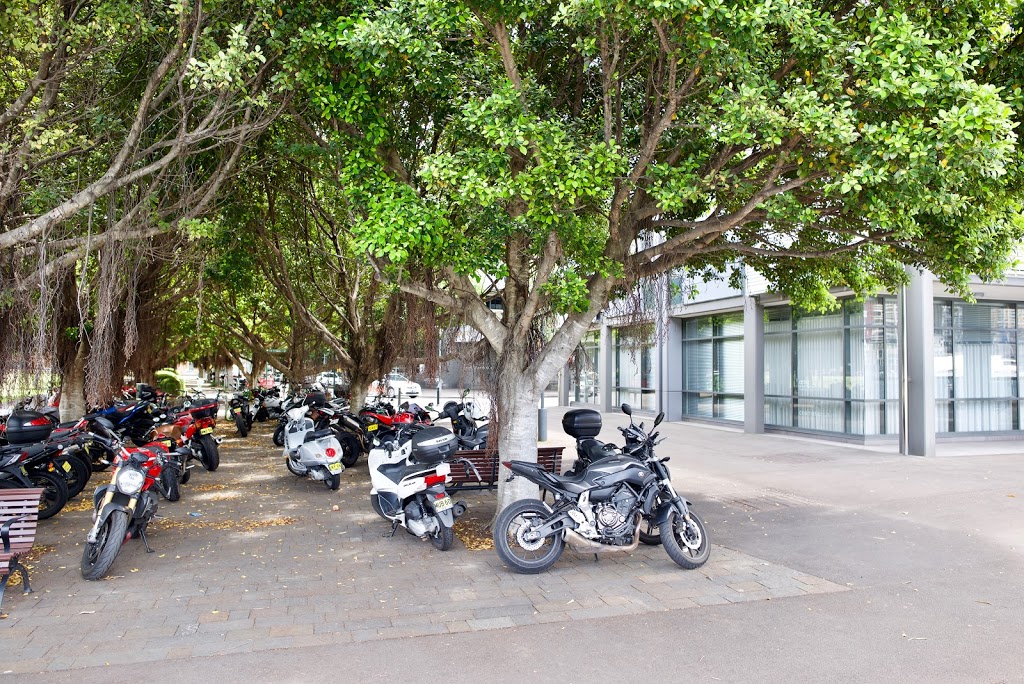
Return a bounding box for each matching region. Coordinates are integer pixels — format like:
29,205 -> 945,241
366,424 -> 377,431
327,462 -> 343,474
61,460 -> 72,473
433,495 -> 453,512
200,427 -> 213,435
232,407 -> 242,414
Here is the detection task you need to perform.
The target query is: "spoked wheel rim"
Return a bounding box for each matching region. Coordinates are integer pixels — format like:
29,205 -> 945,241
505,511 -> 558,564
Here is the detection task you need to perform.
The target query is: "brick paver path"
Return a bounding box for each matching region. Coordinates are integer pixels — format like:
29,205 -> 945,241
1,426 -> 845,674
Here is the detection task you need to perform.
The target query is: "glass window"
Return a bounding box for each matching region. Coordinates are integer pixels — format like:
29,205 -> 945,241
764,297 -> 898,436
570,331 -> 600,404
935,300 -> 1019,433
681,312 -> 744,421
613,327 -> 656,411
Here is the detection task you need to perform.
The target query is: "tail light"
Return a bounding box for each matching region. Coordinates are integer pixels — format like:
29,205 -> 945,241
424,474 -> 446,486
325,447 -> 336,458
27,416 -> 51,427
501,461 -> 511,469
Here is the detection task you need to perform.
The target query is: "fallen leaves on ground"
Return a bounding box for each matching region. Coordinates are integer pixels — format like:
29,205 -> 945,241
454,516 -> 493,551
152,516 -> 299,532
5,544 -> 57,587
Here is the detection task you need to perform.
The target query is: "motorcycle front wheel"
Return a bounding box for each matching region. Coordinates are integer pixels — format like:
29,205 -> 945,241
661,510 -> 710,570
493,499 -> 564,574
81,510 -> 129,580
160,468 -> 180,502
272,423 -> 286,447
233,413 -> 249,438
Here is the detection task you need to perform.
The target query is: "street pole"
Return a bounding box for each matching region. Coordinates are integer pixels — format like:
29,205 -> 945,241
538,385 -> 547,441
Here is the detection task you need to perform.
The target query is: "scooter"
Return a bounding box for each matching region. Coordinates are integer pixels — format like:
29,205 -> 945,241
438,392 -> 489,449
368,424 -> 479,550
282,406 -> 345,490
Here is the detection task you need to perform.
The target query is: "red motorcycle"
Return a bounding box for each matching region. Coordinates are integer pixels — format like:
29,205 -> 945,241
80,418 -> 183,580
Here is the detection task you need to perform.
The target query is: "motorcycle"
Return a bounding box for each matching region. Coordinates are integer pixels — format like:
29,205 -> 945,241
228,392 -> 252,437
281,405 -> 345,490
0,441 -> 70,519
80,419 -> 182,580
368,424 -> 477,551
437,393 -> 488,449
492,403 -> 710,574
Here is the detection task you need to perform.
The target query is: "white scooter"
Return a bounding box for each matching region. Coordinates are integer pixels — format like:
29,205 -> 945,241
282,406 -> 345,490
368,424 -> 479,550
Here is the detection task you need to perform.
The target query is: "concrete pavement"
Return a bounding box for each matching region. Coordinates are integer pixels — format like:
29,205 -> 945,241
3,409 -> 1024,682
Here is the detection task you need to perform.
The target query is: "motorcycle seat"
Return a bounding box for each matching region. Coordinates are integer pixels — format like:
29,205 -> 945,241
377,460 -> 438,483
507,460 -> 590,494
579,438 -> 617,462
303,428 -> 335,443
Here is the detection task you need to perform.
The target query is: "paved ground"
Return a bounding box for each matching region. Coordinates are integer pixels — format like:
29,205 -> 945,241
3,409 -> 1024,682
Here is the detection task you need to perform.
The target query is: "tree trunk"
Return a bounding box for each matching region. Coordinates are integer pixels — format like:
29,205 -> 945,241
61,337 -> 89,421
346,369 -> 371,409
494,350 -> 542,512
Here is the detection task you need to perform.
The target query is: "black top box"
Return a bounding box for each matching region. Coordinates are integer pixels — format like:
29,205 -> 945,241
410,426 -> 458,464
5,410 -> 56,444
562,409 -> 602,439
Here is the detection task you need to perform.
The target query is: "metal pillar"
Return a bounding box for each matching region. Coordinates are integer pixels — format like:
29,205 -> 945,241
901,267 -> 935,456
743,295 -> 765,433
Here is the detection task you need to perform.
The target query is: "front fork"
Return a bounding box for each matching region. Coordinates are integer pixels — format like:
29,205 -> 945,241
654,481 -> 691,528
87,475 -> 138,543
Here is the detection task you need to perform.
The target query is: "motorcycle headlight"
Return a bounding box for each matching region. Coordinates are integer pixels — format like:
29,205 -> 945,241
116,467 -> 145,495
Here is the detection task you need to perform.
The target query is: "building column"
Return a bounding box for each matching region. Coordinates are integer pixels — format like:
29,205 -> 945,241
902,268 -> 935,456
663,317 -> 684,421
599,321 -> 613,412
558,367 -> 570,407
743,295 -> 765,433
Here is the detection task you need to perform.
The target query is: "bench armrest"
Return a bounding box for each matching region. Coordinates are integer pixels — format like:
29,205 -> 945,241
1,514 -> 30,554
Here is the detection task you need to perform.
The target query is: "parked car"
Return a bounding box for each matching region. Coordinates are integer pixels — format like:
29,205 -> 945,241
369,372 -> 421,398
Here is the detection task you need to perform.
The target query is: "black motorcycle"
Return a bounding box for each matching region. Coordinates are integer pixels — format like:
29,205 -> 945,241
492,403 -> 709,574
438,392 -> 489,449
228,392 -> 251,437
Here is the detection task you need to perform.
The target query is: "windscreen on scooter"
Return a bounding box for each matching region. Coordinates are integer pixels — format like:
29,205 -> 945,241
285,417 -> 315,451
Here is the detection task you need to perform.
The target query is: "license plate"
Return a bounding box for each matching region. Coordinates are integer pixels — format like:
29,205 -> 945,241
327,462 -> 343,474
433,495 -> 453,512
200,427 -> 213,435
366,424 -> 377,431
61,460 -> 72,473
232,407 -> 242,414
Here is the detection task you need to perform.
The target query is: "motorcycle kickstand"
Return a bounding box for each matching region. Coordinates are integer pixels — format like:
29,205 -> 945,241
384,521 -> 399,538
138,527 -> 155,553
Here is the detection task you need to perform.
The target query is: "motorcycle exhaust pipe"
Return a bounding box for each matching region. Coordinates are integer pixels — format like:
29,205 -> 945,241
563,527 -> 642,554
452,502 -> 467,519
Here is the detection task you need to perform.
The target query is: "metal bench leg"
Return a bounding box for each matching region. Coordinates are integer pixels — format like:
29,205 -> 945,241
0,572 -> 9,614
12,557 -> 32,594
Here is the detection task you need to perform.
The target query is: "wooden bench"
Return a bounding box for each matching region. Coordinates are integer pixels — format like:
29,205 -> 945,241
447,446 -> 566,491
1,488 -> 43,614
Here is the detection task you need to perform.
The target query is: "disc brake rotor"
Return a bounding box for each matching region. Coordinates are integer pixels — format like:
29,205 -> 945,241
680,515 -> 702,550
514,516 -> 545,552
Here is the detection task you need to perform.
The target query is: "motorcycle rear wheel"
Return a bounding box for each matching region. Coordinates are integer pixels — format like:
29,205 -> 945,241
81,510 -> 129,580
493,499 -> 564,574
61,454 -> 92,499
661,510 -> 710,570
325,472 -> 342,491
198,434 -> 220,472
338,432 -> 361,468
29,470 -> 69,520
233,413 -> 249,438
430,524 -> 454,551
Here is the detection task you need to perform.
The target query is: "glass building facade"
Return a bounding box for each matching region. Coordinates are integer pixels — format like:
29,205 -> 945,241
681,313 -> 745,421
934,301 -> 1021,433
763,298 -> 899,436
612,327 -> 656,410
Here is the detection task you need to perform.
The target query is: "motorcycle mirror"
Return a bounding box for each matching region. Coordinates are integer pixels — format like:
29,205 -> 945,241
655,412 -> 664,427
620,403 -> 632,416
